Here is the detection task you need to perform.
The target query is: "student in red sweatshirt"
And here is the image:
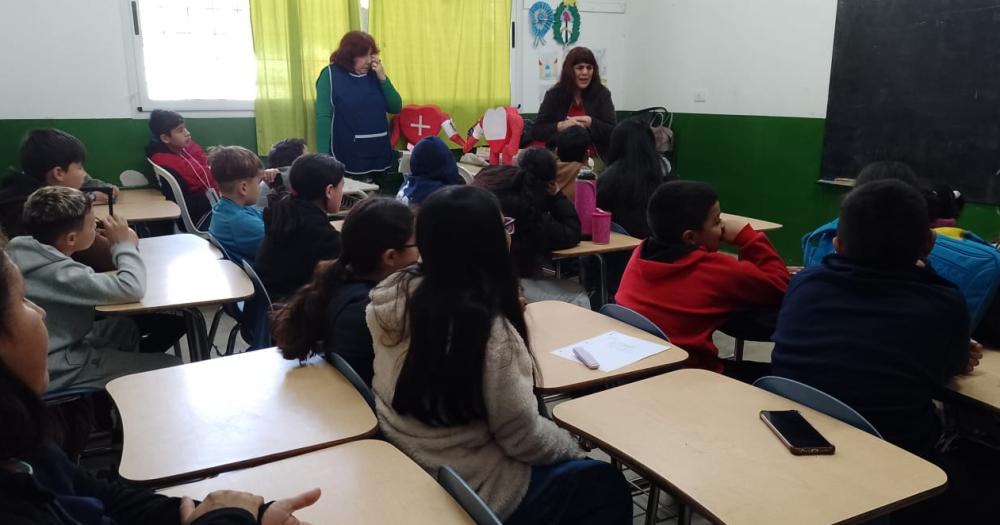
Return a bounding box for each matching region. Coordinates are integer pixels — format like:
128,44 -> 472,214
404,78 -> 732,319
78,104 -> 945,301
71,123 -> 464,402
615,181 -> 790,372
144,109 -> 219,228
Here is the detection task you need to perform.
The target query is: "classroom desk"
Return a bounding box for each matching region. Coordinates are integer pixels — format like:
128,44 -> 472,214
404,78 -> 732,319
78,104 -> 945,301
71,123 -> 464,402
137,234 -> 222,266
948,347 -> 1000,412
108,349 -> 378,486
526,300 -> 687,394
160,440 -> 474,524
97,258 -> 253,361
94,188 -> 180,223
553,369 -> 946,525
551,232 -> 642,305
721,212 -> 783,232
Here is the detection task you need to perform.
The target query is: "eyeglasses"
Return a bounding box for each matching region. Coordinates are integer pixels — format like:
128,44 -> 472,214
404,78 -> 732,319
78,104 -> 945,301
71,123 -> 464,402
503,216 -> 517,235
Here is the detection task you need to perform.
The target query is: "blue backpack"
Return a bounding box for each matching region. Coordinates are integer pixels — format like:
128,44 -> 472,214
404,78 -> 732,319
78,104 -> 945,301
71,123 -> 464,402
802,218 -> 1000,327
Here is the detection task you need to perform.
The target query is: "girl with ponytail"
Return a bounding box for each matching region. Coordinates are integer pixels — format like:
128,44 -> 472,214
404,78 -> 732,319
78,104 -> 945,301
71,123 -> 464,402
271,197 -> 416,385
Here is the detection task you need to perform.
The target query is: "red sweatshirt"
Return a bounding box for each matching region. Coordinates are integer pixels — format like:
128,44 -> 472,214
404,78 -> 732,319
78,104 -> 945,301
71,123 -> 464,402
149,140 -> 219,195
615,225 -> 790,372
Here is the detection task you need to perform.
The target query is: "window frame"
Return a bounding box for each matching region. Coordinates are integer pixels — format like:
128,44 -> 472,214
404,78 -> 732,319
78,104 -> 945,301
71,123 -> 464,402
123,0 -> 255,114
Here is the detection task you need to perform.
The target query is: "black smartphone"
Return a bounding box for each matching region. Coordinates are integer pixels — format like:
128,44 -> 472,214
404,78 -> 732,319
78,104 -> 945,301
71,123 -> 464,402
760,410 -> 835,455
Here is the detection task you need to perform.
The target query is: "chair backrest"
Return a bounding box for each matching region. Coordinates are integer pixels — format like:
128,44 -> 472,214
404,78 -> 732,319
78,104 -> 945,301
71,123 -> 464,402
206,187 -> 221,206
599,303 -> 670,342
753,376 -> 882,438
327,352 -> 375,413
437,465 -> 502,525
148,159 -> 205,235
119,169 -> 149,187
239,259 -> 273,350
204,233 -> 231,260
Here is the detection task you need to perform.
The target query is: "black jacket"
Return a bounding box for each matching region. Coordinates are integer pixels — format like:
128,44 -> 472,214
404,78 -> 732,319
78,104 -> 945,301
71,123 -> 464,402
323,279 -> 377,386
0,443 -> 254,524
532,84 -> 617,160
596,162 -> 669,239
542,191 -> 582,252
771,255 -> 970,458
256,198 -> 342,301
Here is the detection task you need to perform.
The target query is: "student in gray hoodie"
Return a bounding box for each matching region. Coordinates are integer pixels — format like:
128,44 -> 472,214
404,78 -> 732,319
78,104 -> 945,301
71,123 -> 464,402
5,186 -> 180,392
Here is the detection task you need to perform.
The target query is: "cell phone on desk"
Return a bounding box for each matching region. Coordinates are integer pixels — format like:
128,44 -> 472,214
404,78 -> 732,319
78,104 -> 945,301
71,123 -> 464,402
760,410 -> 835,455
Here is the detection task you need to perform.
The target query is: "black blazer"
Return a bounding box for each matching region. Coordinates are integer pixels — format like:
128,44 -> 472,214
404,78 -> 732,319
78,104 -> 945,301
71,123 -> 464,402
532,84 -> 617,160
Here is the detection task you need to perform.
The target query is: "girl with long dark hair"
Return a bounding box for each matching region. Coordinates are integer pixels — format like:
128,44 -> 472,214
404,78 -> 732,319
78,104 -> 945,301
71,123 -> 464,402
271,197 -> 417,385
368,186 -> 630,524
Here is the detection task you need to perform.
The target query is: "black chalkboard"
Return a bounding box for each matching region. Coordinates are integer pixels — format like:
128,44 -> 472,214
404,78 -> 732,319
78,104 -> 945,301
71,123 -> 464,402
822,0 -> 1000,203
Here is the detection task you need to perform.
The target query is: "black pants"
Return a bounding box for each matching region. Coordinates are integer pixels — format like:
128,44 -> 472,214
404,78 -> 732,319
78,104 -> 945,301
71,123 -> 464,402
131,313 -> 187,354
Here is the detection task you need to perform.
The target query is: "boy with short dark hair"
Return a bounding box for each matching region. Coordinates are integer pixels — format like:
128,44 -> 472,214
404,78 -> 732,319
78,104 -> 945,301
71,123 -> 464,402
145,109 -> 218,226
772,179 -> 972,457
5,186 -> 180,391
0,129 -> 120,271
259,138 -> 307,207
553,125 -> 590,201
615,180 -> 790,372
208,146 -> 267,265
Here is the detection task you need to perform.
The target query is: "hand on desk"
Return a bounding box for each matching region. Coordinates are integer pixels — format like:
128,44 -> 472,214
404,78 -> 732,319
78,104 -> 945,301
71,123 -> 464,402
180,487 -> 321,525
966,339 -> 984,374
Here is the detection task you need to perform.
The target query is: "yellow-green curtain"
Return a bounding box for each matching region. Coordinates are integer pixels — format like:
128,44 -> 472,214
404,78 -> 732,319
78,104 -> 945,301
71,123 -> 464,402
249,0 -> 361,155
369,0 -> 512,143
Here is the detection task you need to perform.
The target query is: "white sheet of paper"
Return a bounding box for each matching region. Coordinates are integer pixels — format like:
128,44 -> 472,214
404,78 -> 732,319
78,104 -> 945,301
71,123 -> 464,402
551,331 -> 669,373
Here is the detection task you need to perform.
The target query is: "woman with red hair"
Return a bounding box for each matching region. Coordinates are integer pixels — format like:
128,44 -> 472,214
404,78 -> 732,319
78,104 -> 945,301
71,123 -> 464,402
316,31 -> 403,178
532,47 -> 617,165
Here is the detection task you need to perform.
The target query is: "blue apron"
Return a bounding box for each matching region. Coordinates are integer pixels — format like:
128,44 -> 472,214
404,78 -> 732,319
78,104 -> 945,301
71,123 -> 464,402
328,65 -> 393,175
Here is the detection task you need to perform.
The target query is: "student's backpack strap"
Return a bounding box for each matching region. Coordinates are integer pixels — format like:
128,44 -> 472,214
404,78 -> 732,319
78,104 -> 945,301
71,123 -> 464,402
801,218 -> 839,268
928,234 -> 1000,328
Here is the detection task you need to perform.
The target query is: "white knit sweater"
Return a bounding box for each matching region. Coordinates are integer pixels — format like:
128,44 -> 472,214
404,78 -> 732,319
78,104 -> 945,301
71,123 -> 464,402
367,272 -> 584,519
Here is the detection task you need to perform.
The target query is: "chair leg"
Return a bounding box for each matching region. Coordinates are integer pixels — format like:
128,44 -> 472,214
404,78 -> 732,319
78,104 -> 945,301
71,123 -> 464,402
678,501 -> 693,525
734,338 -> 745,362
206,307 -> 224,354
645,486 -> 661,525
226,324 -> 241,356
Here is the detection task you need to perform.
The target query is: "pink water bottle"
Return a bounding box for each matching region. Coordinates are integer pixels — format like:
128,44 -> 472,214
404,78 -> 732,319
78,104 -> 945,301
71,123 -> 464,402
591,208 -> 612,244
575,169 -> 597,235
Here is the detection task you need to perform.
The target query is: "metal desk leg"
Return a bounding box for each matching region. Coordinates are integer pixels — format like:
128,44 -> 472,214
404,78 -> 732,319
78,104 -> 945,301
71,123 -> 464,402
596,253 -> 608,306
182,308 -> 209,361
645,486 -> 660,525
678,500 -> 693,525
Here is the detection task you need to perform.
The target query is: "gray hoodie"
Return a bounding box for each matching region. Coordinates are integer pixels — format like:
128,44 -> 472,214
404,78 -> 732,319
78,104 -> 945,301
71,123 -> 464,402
6,236 -> 146,356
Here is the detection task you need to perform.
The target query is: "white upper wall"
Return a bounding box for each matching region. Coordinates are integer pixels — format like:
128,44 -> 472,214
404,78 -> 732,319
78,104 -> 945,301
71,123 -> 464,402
623,0 -> 838,118
0,0 -> 135,119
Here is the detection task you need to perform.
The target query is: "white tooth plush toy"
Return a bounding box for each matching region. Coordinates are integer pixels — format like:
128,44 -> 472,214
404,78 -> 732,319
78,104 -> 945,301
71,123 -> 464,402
462,106 -> 525,166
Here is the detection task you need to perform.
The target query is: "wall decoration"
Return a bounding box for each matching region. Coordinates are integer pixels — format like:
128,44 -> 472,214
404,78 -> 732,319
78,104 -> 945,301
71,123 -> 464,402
552,0 -> 581,47
528,1 -> 554,48
538,52 -> 559,81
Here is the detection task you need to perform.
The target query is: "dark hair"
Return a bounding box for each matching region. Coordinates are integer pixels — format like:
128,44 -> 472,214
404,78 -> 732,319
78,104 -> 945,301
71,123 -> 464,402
472,148 -> 556,277
855,161 -> 919,188
556,47 -> 602,97
272,198 -> 414,360
647,181 -> 719,243
148,109 -> 185,138
267,138 -> 308,169
265,154 -> 345,238
604,119 -> 670,204
925,183 -> 964,222
331,31 -> 379,71
0,254 -> 48,459
838,179 -> 930,269
22,186 -> 92,246
386,186 -> 530,426
208,146 -> 262,187
555,125 -> 589,163
19,129 -> 87,180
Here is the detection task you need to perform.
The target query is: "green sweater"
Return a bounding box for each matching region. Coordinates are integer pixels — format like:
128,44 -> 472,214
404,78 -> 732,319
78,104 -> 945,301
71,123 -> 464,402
315,66 -> 403,155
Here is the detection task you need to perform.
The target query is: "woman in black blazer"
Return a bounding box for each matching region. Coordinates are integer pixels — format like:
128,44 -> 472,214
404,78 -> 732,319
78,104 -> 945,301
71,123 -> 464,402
532,47 -> 617,161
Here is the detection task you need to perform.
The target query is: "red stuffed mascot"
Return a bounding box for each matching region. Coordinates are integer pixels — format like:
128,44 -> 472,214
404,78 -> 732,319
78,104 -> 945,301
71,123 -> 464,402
462,106 -> 524,165
390,104 -> 465,149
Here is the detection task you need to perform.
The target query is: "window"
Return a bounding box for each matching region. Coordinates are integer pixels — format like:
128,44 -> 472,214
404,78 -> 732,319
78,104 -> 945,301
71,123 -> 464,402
128,0 -> 256,111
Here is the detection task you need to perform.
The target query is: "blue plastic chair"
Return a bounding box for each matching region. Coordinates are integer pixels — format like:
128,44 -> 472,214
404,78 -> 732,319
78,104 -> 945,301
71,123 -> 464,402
599,304 -> 670,342
437,465 -> 502,525
327,352 -> 375,413
753,376 -> 882,438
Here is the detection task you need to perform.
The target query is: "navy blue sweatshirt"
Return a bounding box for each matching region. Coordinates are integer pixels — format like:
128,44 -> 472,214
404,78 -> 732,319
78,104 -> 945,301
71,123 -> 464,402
771,255 -> 970,458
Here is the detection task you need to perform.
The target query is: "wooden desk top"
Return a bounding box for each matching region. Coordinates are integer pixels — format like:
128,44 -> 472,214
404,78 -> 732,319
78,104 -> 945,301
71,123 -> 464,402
551,232 -> 642,259
108,349 -> 379,484
137,234 -> 222,266
553,370 -> 946,525
95,189 -> 180,222
526,301 -> 687,394
948,348 -> 1000,412
161,440 -> 473,524
721,212 -> 783,232
96,259 -> 253,314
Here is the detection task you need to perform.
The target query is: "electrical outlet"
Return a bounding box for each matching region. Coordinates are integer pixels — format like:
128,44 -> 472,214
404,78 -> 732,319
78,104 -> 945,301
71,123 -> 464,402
694,91 -> 707,103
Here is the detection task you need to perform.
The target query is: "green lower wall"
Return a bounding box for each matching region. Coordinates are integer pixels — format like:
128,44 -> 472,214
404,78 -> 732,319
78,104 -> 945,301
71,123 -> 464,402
0,117 -> 256,187
3,113 -> 998,264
